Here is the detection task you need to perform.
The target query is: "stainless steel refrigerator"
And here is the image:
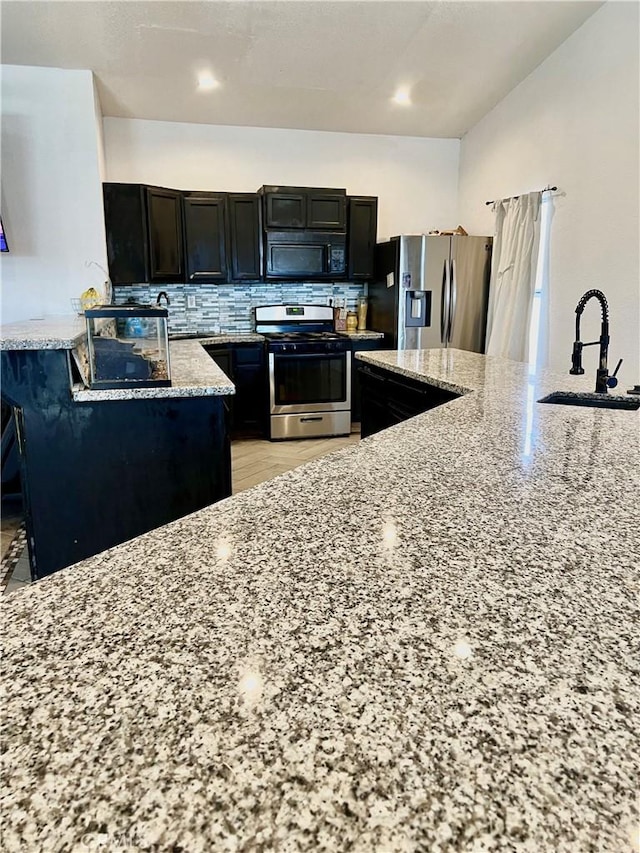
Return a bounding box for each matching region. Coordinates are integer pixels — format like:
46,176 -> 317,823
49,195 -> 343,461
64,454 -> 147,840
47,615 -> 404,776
368,235 -> 493,352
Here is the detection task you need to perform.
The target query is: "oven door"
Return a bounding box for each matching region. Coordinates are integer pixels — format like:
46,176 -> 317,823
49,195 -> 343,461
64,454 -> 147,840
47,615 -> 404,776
269,350 -> 351,414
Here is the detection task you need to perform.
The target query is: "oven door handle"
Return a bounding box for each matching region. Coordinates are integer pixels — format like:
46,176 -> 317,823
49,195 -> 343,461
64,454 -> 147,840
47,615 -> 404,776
272,351 -> 348,358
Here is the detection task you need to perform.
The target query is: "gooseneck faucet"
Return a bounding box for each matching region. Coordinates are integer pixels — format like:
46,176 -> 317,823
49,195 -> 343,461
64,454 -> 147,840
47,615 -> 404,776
569,289 -> 622,393
156,291 -> 170,307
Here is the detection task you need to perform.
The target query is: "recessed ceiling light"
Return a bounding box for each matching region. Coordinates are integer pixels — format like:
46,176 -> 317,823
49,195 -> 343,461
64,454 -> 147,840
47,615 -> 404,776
392,88 -> 411,106
197,72 -> 220,92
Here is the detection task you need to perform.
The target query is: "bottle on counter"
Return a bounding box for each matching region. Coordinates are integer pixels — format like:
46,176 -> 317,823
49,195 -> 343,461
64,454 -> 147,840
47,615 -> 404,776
357,297 -> 368,331
346,311 -> 358,333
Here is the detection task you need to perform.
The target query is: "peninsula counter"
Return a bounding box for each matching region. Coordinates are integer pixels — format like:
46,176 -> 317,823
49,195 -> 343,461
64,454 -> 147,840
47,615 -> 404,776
1,348 -> 638,851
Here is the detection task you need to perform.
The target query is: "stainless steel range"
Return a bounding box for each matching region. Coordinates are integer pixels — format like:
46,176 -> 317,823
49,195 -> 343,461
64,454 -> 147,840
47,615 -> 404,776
255,304 -> 352,440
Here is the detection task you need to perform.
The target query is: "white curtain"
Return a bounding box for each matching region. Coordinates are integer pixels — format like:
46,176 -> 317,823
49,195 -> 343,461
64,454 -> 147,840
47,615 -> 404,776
486,191 -> 541,361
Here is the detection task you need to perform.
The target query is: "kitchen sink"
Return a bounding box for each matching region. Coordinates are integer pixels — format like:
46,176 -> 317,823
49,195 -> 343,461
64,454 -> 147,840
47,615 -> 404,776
538,391 -> 640,410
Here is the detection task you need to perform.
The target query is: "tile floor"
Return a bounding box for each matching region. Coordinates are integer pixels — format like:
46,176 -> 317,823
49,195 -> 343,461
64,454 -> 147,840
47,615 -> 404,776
0,431 -> 361,595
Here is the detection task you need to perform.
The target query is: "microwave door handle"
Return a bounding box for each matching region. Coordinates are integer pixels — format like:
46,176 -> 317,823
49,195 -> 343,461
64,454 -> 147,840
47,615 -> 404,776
326,243 -> 332,274
440,259 -> 449,343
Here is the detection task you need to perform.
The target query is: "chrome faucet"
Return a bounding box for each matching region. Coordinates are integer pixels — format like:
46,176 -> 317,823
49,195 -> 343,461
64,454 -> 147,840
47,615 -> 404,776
569,289 -> 622,393
156,291 -> 170,307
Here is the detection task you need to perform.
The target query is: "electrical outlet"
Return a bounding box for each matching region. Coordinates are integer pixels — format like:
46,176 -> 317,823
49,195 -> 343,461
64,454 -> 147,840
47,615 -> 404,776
187,295 -> 197,310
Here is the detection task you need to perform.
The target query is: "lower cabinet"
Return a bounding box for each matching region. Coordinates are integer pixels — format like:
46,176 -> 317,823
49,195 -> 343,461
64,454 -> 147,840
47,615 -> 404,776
1,348 -> 231,579
350,340 -> 384,424
358,361 -> 460,438
205,343 -> 267,437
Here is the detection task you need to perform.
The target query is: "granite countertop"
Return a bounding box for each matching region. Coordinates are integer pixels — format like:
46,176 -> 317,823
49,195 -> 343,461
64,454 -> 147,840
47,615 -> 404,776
2,349 -> 638,852
169,332 -> 266,344
73,340 -> 235,401
0,315 -> 88,350
338,330 -> 385,341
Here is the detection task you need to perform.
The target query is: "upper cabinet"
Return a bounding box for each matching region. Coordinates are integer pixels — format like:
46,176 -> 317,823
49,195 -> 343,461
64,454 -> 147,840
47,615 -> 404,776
104,183 -> 183,285
227,194 -> 262,281
264,191 -> 306,229
103,183 -> 377,285
103,184 -> 262,285
182,192 -> 227,283
259,186 -> 347,231
347,196 -> 378,280
307,191 -> 347,230
146,187 -> 184,282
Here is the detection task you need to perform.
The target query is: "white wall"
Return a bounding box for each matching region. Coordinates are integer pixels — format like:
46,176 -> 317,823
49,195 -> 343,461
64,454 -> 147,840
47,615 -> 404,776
103,119 -> 460,240
1,66 -> 108,322
458,2 -> 640,380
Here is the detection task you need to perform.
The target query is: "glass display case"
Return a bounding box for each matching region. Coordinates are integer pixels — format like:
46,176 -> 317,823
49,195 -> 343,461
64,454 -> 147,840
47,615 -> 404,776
84,305 -> 171,390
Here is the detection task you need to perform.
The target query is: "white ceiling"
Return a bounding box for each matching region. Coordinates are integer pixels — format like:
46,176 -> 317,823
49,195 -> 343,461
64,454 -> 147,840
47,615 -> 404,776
1,0 -> 603,138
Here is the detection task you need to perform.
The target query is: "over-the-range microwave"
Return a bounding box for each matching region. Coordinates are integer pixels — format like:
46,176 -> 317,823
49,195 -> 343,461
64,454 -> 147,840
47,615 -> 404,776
263,229 -> 347,280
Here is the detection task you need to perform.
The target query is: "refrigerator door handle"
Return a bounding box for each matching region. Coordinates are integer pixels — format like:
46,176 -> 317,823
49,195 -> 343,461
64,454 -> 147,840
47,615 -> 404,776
448,259 -> 457,342
440,259 -> 450,344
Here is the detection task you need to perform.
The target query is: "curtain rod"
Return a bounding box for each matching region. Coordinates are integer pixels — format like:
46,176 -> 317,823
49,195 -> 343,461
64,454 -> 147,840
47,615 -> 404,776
485,185 -> 557,206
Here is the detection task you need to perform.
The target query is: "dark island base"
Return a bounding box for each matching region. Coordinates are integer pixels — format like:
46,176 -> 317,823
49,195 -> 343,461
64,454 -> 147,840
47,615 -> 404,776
1,349 -> 231,579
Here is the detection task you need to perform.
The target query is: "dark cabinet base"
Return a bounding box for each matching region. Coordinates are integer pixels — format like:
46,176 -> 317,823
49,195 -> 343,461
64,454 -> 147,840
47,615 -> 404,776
205,343 -> 267,438
350,339 -> 384,423
1,349 -> 231,579
358,361 -> 460,438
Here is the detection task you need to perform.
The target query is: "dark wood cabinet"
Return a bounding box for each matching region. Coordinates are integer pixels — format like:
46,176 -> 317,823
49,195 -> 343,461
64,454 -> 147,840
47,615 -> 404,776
104,183 -> 183,285
347,196 -> 378,279
146,187 -> 184,282
182,193 -> 227,283
260,186 -> 347,230
307,192 -> 347,230
358,361 -> 460,438
104,183 -> 376,287
205,343 -> 266,437
228,194 -> 262,281
350,339 -> 384,424
103,184 -> 149,285
264,192 -> 306,229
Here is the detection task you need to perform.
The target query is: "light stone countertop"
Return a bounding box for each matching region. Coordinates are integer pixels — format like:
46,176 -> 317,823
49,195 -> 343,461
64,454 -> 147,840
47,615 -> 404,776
169,332 -> 266,344
338,330 -> 385,341
1,348 -> 638,852
0,316 -> 235,399
0,314 -> 88,350
72,340 -> 235,401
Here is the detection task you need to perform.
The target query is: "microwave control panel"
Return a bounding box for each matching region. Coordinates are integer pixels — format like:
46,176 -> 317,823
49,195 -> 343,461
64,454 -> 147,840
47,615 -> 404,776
329,247 -> 346,273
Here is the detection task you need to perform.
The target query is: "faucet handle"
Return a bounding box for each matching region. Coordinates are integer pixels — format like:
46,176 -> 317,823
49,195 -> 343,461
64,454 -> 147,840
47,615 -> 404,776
607,358 -> 623,389
569,340 -> 584,375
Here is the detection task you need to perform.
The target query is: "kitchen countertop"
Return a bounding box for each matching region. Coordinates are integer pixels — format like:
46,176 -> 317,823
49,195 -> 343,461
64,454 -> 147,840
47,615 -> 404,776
72,340 -> 235,401
0,315 -> 88,350
2,349 -> 638,851
169,332 -> 266,344
338,330 -> 385,341
0,317 -> 235,400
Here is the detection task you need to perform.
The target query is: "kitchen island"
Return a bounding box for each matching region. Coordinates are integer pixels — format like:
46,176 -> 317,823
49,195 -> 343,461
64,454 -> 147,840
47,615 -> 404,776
1,348 -> 638,851
0,316 -> 235,578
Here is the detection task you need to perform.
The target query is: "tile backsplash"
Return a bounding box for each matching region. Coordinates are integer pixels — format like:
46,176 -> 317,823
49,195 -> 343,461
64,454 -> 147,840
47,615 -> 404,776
113,282 -> 366,335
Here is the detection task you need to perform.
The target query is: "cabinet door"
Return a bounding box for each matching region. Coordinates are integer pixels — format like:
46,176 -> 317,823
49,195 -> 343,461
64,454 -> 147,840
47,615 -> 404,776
265,193 -> 306,228
231,345 -> 266,436
103,183 -> 149,285
307,193 -> 347,230
347,197 -> 378,279
146,187 -> 184,282
183,193 -> 228,283
228,194 -> 262,281
351,340 -> 383,424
